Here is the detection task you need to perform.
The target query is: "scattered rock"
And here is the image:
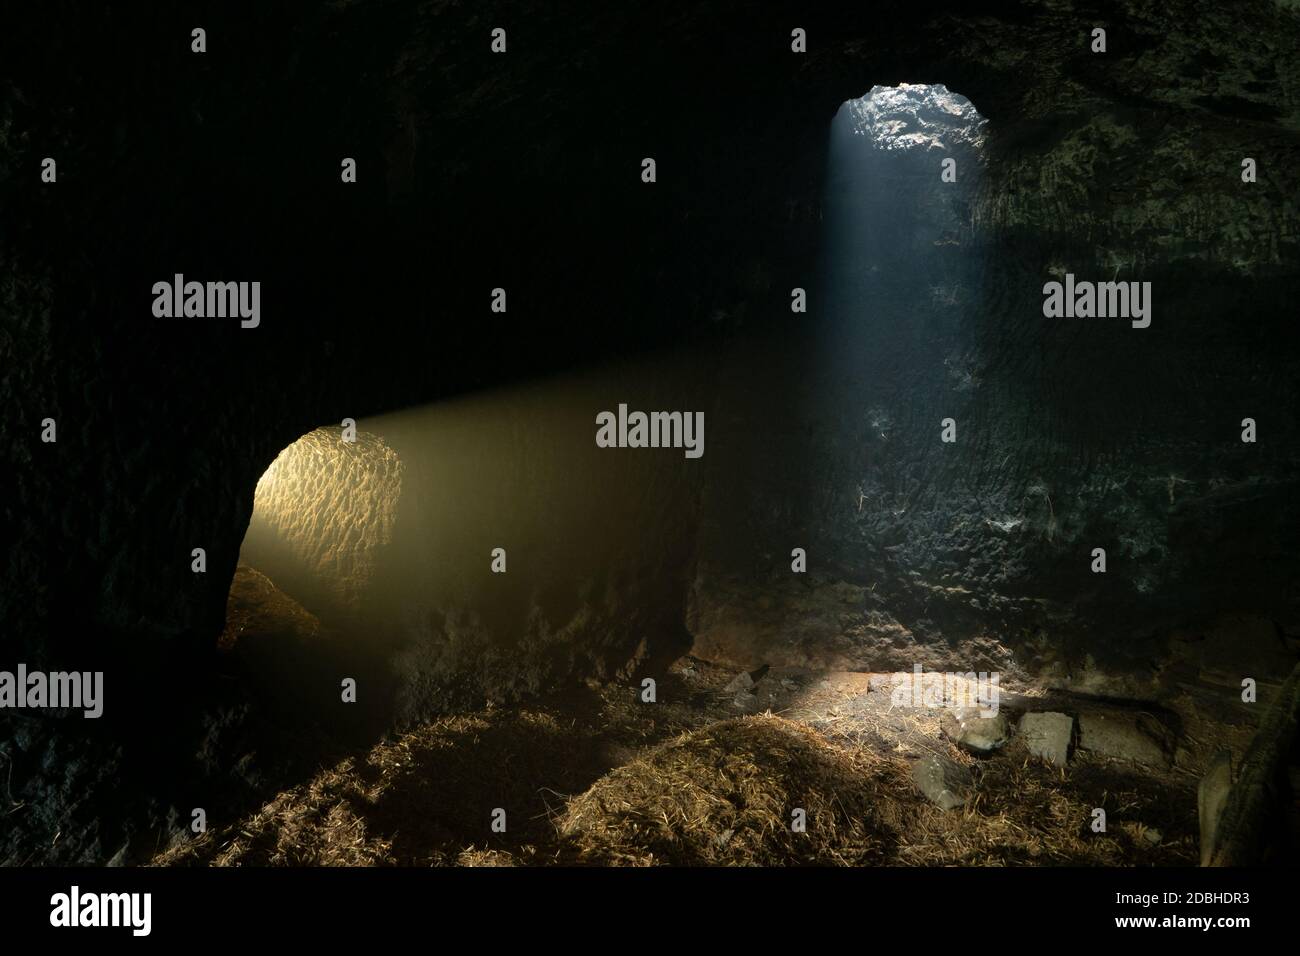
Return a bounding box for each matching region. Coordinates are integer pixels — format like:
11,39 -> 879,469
1018,711 -> 1073,766
940,709 -> 1009,754
1143,827 -> 1162,846
1198,750 -> 1233,865
106,843 -> 131,867
725,671 -> 755,693
910,754 -> 973,810
1077,712 -> 1174,767
732,689 -> 761,712
724,664 -> 769,693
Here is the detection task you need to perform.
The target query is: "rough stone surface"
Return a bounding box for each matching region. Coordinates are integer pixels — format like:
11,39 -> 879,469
239,427 -> 402,622
2,0 -> 1299,865
941,709 -> 1010,754
686,5 -> 1300,684
1019,712 -> 1074,766
1198,751 -> 1233,865
1195,615 -> 1296,686
910,754 -> 974,811
1077,712 -> 1175,767
725,671 -> 757,693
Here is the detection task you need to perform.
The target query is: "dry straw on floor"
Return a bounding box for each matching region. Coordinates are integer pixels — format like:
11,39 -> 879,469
557,715 -> 898,865
155,697 -> 1200,867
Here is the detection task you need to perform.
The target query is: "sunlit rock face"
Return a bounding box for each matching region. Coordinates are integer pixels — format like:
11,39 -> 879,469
842,83 -> 987,152
239,427 -> 403,623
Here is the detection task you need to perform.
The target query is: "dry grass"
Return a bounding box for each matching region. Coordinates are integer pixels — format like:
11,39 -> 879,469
557,715 -> 899,865
893,747 -> 1197,865
156,709 -> 602,866
156,751 -> 389,866
155,665 -> 1205,868
554,712 -> 1197,866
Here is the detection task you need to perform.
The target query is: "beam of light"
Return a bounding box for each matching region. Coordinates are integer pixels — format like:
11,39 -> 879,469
791,84 -> 1005,672
816,82 -> 988,462
820,83 -> 987,332
230,354 -> 712,716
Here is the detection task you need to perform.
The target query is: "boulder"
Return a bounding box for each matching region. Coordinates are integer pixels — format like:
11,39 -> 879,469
1018,712 -> 1074,766
724,671 -> 756,693
940,709 -> 1009,754
1198,750 -> 1233,864
1077,712 -> 1173,767
724,665 -> 770,694
910,754 -> 973,810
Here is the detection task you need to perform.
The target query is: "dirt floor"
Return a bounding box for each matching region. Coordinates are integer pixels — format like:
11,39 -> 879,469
154,644 -> 1263,866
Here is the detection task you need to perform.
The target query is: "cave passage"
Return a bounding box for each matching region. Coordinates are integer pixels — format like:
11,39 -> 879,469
7,0 -> 1300,890
237,425 -> 403,628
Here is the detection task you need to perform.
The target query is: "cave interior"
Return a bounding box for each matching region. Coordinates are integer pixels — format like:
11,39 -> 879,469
2,0 -> 1299,868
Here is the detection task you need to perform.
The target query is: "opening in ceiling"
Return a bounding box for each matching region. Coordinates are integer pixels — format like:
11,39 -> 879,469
839,83 -> 987,152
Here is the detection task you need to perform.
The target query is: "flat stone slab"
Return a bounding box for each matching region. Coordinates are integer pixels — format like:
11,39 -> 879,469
910,754 -> 973,810
1019,711 -> 1073,766
724,671 -> 756,693
1198,751 -> 1233,865
1077,712 -> 1173,767
724,664 -> 770,693
940,709 -> 1009,754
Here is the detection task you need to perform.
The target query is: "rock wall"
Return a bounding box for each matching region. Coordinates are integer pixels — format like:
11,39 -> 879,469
2,0 -> 1300,868
0,4 -> 1298,837
690,64 -> 1300,688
